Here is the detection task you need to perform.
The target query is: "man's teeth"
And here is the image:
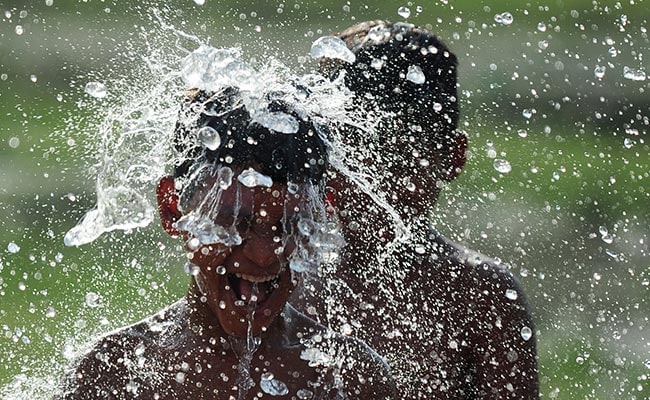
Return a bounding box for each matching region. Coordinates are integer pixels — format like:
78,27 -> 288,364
235,273 -> 278,283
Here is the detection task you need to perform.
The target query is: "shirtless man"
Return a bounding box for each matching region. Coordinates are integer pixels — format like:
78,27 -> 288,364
295,21 -> 539,398
56,87 -> 396,399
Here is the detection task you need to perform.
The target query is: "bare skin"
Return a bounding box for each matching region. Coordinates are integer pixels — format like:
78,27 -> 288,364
293,21 -> 539,399
56,172 -> 396,400
299,178 -> 539,399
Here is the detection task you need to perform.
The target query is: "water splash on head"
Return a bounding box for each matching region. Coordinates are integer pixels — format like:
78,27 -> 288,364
61,15 -> 356,248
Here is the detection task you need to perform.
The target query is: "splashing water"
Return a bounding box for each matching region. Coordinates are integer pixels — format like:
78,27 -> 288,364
406,65 -> 426,84
310,36 -> 356,64
64,26 -> 360,247
197,126 -> 221,150
84,81 -> 108,99
260,372 -> 290,396
494,12 -> 514,25
235,284 -> 262,400
237,168 -> 273,188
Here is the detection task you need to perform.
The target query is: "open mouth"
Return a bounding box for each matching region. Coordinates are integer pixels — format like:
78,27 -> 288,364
227,273 -> 281,306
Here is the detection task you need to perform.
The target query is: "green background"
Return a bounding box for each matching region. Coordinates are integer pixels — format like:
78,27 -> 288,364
1,0 -> 648,398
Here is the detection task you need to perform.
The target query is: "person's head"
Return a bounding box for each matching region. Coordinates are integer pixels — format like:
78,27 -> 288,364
321,21 -> 467,218
157,86 -> 331,337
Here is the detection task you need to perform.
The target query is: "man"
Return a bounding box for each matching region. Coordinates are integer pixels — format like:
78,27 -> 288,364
295,21 -> 539,398
56,86 -> 396,399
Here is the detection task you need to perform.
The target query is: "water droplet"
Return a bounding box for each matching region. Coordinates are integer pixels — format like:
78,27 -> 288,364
406,65 -> 426,84
623,138 -> 634,148
601,234 -> 614,244
187,238 -> 200,251
238,168 -> 273,188
594,65 -> 606,79
7,242 -> 20,253
537,22 -> 546,32
505,289 -> 518,300
598,226 -> 608,236
397,6 -> 411,19
134,343 -> 146,356
30,74 -> 37,83
216,265 -> 226,275
494,12 -> 514,25
297,388 -> 314,399
522,109 -> 534,119
537,40 -> 548,49
405,181 -> 416,192
193,0 -> 205,4
15,25 -> 24,35
45,0 -> 54,6
197,126 -> 221,150
310,36 -> 356,64
84,292 -> 102,308
520,326 -> 532,341
370,58 -> 384,70
493,159 -> 512,174
45,306 -> 57,318
575,356 -> 585,365
486,145 -> 497,159
623,66 -> 646,81
84,81 -> 108,98
414,245 -> 426,254
175,372 -> 186,383
260,375 -> 289,396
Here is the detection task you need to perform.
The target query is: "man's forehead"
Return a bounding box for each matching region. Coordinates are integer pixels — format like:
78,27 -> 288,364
186,169 -> 304,215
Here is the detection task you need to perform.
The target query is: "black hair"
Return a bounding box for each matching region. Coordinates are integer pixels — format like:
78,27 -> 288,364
173,87 -> 328,185
321,21 -> 460,159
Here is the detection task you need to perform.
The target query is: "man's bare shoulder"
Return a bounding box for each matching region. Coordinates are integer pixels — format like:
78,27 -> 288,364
431,234 -> 531,308
54,300 -> 189,399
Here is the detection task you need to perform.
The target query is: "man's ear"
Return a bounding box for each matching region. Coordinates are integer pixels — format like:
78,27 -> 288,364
156,176 -> 181,237
442,130 -> 468,182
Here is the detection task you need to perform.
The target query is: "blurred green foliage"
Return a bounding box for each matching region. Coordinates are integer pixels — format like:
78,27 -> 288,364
1,0 -> 648,398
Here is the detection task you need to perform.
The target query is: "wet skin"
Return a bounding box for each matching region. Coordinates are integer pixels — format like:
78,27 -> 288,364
294,176 -> 539,399
56,172 -> 396,399
289,20 -> 539,398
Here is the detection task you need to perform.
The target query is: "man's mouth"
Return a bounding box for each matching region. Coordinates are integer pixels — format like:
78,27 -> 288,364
227,273 -> 281,305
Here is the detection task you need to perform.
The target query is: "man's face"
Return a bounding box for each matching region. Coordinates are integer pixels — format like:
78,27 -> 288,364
177,166 -> 303,338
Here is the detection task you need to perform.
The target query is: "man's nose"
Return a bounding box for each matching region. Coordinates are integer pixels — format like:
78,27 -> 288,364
241,233 -> 281,268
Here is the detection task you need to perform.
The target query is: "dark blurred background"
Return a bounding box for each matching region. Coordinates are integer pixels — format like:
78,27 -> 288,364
1,0 -> 648,398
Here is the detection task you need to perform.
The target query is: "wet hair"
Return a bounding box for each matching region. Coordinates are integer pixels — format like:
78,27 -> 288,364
173,86 -> 328,185
320,21 -> 462,174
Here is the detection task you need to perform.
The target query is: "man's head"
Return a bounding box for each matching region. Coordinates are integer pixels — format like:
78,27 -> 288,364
321,21 -> 467,217
157,86 -> 331,337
